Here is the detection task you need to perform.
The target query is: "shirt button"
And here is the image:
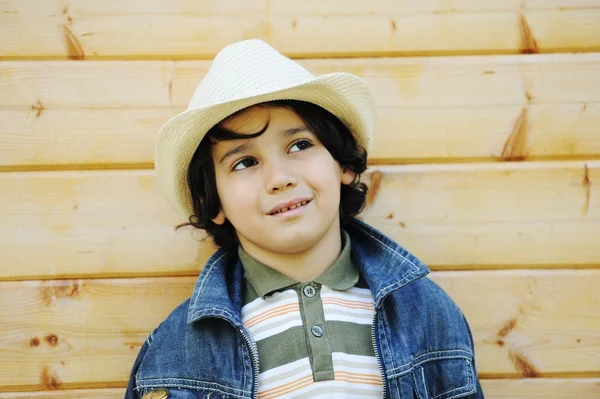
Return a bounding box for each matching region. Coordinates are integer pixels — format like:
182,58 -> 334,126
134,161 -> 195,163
303,285 -> 316,298
311,325 -> 323,337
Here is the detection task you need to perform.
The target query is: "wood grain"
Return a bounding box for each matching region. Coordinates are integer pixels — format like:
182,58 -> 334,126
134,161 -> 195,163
0,170 -> 216,280
1,162 -> 598,280
0,0 -> 266,60
361,161 -> 600,268
0,271 -> 598,391
4,54 -> 600,108
1,54 -> 599,169
2,0 -> 600,59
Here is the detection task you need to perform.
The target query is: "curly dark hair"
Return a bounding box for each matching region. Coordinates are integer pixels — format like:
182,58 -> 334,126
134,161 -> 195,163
177,100 -> 369,251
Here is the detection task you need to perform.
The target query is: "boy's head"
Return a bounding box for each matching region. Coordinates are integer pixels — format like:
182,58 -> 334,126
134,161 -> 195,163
184,100 -> 368,252
154,39 -> 376,252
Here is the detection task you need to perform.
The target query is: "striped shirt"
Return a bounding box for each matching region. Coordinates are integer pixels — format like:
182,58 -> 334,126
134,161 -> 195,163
239,231 -> 382,398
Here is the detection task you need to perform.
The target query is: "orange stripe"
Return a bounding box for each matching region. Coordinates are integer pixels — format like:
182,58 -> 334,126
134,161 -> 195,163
322,297 -> 373,307
322,298 -> 374,310
244,303 -> 299,328
259,375 -> 313,399
335,371 -> 382,386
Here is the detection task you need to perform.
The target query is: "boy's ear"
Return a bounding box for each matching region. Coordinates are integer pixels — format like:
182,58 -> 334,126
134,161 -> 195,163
212,210 -> 226,225
341,168 -> 356,185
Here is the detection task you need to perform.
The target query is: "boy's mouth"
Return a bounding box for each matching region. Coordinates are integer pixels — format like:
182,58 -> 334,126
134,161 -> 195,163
267,198 -> 312,215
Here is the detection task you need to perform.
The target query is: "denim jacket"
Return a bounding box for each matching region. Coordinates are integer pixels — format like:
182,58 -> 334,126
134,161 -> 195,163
125,219 -> 484,398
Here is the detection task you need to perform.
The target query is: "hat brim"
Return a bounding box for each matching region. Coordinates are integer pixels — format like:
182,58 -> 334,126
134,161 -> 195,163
155,72 -> 376,219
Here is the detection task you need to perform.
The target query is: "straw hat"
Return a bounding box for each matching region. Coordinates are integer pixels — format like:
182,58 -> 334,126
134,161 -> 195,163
155,39 -> 376,219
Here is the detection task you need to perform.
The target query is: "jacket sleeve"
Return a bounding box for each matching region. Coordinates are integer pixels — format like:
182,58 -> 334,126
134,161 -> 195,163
124,338 -> 150,399
463,314 -> 485,399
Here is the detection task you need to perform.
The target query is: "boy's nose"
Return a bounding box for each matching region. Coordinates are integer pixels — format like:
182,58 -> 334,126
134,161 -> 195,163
264,162 -> 297,193
270,180 -> 295,192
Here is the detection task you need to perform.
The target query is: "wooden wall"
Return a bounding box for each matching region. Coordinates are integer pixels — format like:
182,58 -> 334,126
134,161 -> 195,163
1,0 -> 599,397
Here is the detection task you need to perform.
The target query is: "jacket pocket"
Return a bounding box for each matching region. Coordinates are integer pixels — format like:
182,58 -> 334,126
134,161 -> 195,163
411,353 -> 476,399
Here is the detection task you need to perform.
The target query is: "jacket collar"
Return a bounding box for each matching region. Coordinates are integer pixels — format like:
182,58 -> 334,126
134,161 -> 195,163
187,219 -> 429,325
346,218 -> 430,307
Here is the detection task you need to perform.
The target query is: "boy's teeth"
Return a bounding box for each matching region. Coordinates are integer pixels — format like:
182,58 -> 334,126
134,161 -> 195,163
274,201 -> 309,214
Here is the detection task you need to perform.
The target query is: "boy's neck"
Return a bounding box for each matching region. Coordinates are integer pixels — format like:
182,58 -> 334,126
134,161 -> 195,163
237,221 -> 343,282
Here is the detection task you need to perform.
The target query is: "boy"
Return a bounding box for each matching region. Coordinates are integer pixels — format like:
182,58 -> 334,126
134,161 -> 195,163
126,39 -> 484,399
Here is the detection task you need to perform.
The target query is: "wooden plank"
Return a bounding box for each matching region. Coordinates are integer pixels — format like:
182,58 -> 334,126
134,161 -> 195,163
2,1 -> 600,59
430,270 -> 600,377
2,103 -> 599,170
3,54 -> 600,108
362,161 -> 600,268
0,271 -> 598,391
0,170 -> 217,280
1,54 -> 600,169
0,276 -> 194,392
0,162 -> 598,280
270,2 -> 600,57
0,0 -> 267,60
1,379 -> 600,398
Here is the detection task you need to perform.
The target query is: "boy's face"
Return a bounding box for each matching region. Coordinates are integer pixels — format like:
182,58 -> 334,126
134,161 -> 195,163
210,106 -> 355,255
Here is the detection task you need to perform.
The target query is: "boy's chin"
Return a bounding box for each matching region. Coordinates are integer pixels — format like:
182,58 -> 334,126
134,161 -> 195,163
238,231 -> 320,255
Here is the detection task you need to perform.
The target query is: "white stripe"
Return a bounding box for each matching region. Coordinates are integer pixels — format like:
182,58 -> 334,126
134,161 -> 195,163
250,314 -> 303,342
323,306 -> 374,324
242,289 -> 298,319
259,357 -> 312,390
270,380 -> 382,398
332,352 -> 381,374
320,285 -> 373,302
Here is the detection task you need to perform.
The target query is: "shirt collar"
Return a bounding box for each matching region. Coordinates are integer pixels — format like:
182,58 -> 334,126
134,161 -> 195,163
238,230 -> 358,298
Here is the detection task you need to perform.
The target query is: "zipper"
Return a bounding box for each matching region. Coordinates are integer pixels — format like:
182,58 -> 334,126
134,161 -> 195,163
205,315 -> 259,399
238,326 -> 260,399
371,310 -> 387,399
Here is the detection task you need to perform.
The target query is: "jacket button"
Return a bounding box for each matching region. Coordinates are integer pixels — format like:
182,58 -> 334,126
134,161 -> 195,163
311,325 -> 323,337
303,285 -> 316,298
142,388 -> 169,399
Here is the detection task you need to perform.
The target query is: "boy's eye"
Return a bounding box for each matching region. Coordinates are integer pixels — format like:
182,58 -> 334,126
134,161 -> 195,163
232,157 -> 257,171
289,139 -> 313,153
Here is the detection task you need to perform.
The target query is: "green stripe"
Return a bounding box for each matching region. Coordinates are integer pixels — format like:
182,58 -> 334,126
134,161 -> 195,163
328,321 -> 375,357
255,326 -> 307,372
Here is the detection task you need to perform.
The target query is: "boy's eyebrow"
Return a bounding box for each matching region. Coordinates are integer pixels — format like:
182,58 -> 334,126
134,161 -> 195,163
219,142 -> 252,165
282,127 -> 309,137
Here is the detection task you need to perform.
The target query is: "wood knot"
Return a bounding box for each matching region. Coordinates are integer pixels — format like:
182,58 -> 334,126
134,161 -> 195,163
45,334 -> 59,347
124,341 -> 143,350
29,337 -> 40,347
509,350 -> 540,377
583,164 -> 591,215
519,13 -> 539,54
31,100 -> 46,119
498,318 -> 517,338
41,366 -> 63,390
62,25 -> 85,60
365,171 -> 383,207
499,107 -> 529,161
40,280 -> 81,306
